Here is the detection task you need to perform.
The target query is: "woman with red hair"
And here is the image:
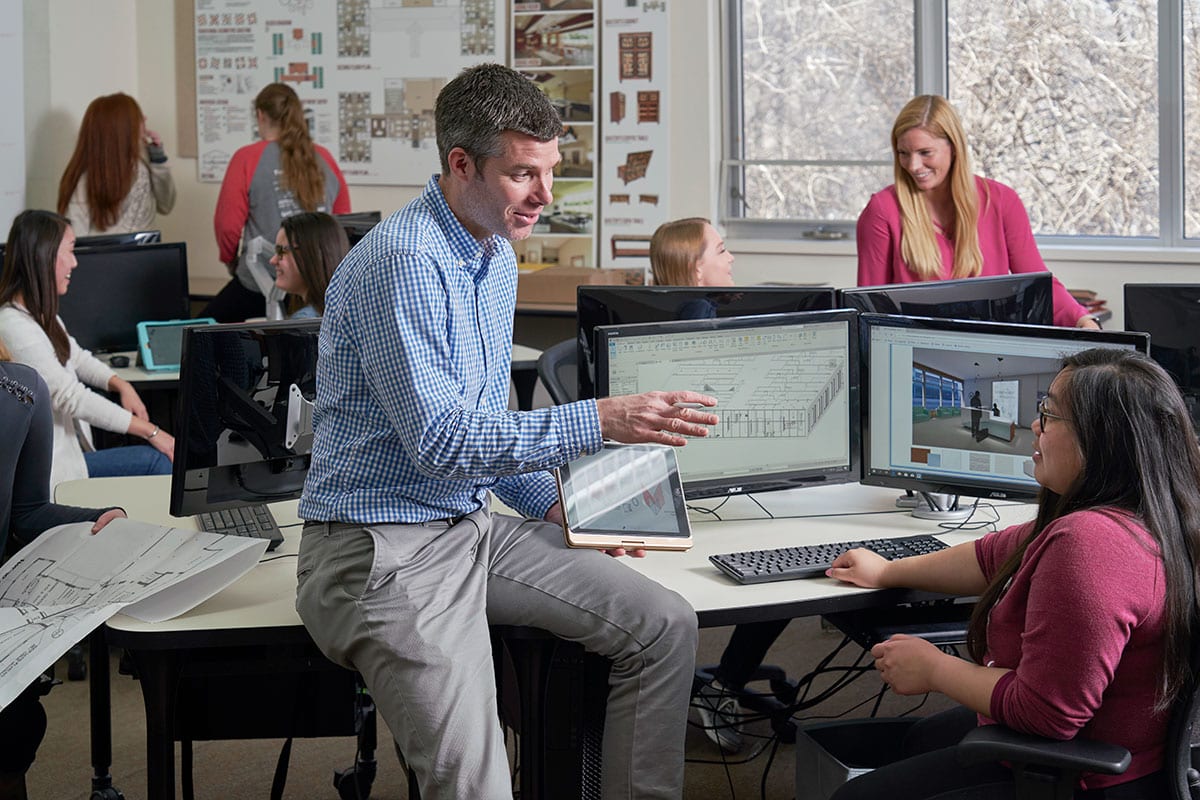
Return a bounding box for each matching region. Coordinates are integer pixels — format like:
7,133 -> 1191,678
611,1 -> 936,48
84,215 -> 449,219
57,92 -> 176,236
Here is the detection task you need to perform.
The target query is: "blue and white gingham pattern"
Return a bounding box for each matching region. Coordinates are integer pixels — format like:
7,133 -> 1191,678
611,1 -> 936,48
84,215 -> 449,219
299,176 -> 602,524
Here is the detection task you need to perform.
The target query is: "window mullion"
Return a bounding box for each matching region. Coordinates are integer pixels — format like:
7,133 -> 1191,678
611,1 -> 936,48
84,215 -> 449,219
1162,0 -> 1185,245
914,0 -> 947,95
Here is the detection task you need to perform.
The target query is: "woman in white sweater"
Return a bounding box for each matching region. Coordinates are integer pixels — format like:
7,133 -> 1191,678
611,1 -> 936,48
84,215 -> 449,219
0,210 -> 174,488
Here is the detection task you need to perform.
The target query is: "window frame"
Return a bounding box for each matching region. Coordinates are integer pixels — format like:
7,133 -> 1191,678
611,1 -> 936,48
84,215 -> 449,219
721,0 -> 1191,249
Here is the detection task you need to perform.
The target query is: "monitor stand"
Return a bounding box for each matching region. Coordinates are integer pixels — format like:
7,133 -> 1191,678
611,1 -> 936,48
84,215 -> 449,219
909,492 -> 974,523
894,490 -> 919,509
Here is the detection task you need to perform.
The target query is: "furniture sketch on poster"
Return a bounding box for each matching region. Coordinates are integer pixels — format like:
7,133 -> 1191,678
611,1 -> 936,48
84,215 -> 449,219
512,2 -> 599,270
600,0 -> 669,272
193,0 -> 506,185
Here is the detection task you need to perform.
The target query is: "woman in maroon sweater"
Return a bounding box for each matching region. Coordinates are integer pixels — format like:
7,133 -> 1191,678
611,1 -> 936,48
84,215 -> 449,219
827,348 -> 1200,799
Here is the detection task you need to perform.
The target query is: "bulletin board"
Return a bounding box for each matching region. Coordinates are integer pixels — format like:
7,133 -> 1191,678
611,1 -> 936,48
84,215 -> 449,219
190,0 -> 506,185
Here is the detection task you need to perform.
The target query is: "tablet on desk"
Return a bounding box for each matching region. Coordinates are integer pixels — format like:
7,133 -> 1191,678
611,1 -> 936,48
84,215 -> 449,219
137,318 -> 216,371
554,442 -> 693,551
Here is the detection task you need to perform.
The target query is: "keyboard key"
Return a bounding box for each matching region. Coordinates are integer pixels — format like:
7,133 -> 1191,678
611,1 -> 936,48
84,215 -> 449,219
194,504 -> 284,552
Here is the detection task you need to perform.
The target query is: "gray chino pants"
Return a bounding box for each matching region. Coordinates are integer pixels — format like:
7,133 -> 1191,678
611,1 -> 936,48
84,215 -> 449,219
296,508 -> 698,800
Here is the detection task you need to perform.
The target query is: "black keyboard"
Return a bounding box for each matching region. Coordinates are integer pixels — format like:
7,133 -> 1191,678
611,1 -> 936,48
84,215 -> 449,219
195,504 -> 284,551
710,535 -> 948,584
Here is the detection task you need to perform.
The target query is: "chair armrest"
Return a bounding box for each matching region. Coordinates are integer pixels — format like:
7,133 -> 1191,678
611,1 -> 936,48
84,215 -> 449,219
957,725 -> 1132,776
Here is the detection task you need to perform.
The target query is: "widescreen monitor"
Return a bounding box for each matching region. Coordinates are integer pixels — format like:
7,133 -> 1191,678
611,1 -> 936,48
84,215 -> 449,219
335,211 -> 382,247
1124,284 -> 1200,429
169,318 -> 320,518
595,309 -> 859,499
75,229 -> 161,248
57,242 -> 189,353
576,285 -> 838,399
839,272 -> 1054,326
860,314 -> 1148,506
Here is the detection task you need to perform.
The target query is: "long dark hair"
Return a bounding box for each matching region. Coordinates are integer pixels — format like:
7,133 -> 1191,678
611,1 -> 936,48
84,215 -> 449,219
0,211 -> 72,364
280,212 -> 348,315
966,348 -> 1200,711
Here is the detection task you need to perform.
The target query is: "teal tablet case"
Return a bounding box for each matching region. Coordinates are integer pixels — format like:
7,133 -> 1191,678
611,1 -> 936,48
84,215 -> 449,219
136,319 -> 217,371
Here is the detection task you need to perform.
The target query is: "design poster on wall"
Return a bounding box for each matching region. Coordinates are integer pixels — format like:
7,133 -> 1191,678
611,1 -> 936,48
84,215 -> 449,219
193,0 -> 505,185
599,0 -> 668,272
510,1 -> 599,270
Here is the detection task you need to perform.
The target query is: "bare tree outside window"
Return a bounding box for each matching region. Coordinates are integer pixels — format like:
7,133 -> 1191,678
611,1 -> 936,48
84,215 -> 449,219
1183,2 -> 1200,238
733,0 -> 909,222
729,0 -> 1200,244
949,1 -> 1158,238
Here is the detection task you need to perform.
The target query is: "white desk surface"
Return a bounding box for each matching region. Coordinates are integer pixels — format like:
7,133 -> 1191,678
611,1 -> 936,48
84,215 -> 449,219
107,350 -> 179,383
633,485 -> 1035,620
56,475 -> 303,636
511,343 -> 542,365
55,476 -> 1037,636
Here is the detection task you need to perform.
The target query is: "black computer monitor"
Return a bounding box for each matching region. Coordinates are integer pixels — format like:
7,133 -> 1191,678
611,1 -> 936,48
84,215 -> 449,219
595,309 -> 860,499
335,211 -> 382,247
576,285 -> 838,399
75,229 -> 162,248
57,242 -> 189,353
169,318 -> 320,518
860,314 -> 1148,512
1124,283 -> 1200,429
839,272 -> 1054,325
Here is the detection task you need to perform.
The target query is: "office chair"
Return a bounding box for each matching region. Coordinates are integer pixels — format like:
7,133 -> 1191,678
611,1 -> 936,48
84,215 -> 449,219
536,338 -> 579,405
956,633 -> 1200,800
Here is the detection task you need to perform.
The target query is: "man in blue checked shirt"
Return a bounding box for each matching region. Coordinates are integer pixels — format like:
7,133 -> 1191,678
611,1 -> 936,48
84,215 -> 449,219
295,64 -> 718,800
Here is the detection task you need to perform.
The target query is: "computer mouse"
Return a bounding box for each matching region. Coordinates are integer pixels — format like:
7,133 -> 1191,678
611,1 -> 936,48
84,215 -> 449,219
108,355 -> 130,368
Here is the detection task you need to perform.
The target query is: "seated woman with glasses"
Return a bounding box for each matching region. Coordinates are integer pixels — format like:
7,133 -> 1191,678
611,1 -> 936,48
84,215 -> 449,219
826,348 -> 1199,799
268,212 -> 349,320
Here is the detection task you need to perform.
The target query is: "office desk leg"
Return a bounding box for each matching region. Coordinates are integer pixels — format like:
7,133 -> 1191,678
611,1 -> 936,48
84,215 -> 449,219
129,650 -> 181,800
88,628 -> 124,799
512,370 -> 538,411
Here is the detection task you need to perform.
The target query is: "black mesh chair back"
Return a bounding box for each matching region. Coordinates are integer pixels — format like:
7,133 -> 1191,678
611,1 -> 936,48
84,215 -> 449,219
536,339 -> 578,406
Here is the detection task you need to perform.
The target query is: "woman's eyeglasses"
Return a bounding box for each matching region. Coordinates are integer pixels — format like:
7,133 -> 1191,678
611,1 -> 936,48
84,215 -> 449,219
1036,397 -> 1071,428
274,244 -> 293,257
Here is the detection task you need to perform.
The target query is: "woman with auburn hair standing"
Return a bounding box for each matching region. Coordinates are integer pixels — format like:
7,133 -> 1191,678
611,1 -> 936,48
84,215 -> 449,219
56,92 -> 176,236
208,82 -> 351,323
856,95 -> 1097,329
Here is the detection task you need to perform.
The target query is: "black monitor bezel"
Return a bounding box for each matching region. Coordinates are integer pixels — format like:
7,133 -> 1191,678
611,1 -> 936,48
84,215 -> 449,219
839,272 -> 1054,325
595,308 -> 861,499
335,211 -> 382,247
576,284 -> 838,400
169,317 -> 322,519
74,229 -> 162,249
57,241 -> 189,353
858,313 -> 1150,502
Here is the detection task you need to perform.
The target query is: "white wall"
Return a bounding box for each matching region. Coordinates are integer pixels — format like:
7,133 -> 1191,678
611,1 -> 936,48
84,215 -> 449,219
22,0 -> 1200,324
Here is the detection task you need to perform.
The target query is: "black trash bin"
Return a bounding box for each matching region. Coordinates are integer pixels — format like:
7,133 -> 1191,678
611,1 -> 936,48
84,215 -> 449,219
795,717 -> 918,800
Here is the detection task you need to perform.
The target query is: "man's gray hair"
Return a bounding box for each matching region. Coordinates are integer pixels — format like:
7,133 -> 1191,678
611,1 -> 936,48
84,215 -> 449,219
435,63 -> 562,173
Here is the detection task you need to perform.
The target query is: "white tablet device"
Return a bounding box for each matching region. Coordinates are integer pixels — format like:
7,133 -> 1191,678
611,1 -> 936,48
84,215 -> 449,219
554,442 -> 693,551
